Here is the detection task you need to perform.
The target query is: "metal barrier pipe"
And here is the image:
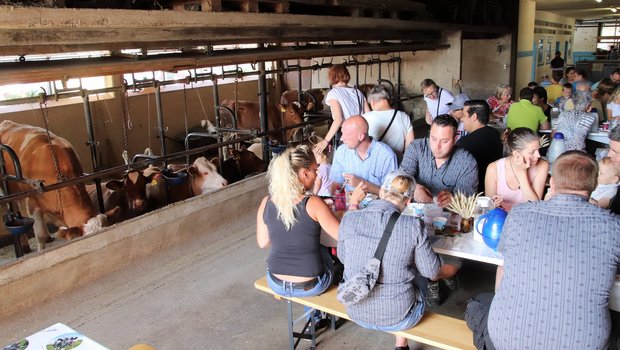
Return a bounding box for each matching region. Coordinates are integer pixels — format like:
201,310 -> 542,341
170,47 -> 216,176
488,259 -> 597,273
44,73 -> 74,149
212,77 -> 224,174
154,83 -> 167,157
258,61 -> 270,162
82,91 -> 105,213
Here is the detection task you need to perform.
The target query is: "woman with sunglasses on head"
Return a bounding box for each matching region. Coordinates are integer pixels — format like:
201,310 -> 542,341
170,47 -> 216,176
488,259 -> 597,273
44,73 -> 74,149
314,64 -> 370,154
485,128 -> 549,211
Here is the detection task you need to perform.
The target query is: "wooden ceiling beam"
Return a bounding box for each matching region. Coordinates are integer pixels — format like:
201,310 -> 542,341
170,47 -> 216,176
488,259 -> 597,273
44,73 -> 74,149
0,27 -> 441,55
0,6 -> 507,55
0,42 -> 449,85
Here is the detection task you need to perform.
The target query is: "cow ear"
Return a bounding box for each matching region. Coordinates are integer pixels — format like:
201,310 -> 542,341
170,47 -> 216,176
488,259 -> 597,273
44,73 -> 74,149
209,157 -> 220,166
277,103 -> 286,113
292,101 -> 302,109
104,206 -> 122,225
306,101 -> 315,111
106,180 -> 123,191
187,166 -> 200,177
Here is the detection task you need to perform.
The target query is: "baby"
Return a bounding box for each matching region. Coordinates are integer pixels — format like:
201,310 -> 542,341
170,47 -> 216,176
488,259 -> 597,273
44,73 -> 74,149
313,144 -> 333,197
590,157 -> 620,209
554,83 -> 573,111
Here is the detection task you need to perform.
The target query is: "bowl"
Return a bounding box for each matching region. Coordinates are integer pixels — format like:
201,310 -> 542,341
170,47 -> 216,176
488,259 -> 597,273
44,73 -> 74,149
163,171 -> 187,186
4,216 -> 34,236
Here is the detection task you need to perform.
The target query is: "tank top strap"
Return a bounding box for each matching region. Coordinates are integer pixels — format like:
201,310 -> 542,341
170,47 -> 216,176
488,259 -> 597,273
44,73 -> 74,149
497,158 -> 506,187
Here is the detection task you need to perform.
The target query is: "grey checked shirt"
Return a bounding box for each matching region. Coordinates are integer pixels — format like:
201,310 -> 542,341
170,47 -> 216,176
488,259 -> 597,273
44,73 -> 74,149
338,200 -> 441,327
488,195 -> 620,350
399,138 -> 478,196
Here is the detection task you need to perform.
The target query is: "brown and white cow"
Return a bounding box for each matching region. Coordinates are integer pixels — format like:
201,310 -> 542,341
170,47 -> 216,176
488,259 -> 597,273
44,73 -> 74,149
0,120 -> 116,251
279,89 -> 327,112
87,170 -> 149,224
219,99 -> 303,143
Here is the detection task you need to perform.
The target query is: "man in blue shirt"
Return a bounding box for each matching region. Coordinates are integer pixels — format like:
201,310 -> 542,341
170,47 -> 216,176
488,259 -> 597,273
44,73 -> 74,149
330,116 -> 397,195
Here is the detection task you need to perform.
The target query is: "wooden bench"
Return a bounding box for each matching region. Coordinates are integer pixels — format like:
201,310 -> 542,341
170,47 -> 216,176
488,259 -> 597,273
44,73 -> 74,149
254,276 -> 475,350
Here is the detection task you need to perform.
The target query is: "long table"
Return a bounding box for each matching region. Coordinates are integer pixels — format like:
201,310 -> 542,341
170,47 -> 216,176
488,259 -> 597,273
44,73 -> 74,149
430,232 -> 504,266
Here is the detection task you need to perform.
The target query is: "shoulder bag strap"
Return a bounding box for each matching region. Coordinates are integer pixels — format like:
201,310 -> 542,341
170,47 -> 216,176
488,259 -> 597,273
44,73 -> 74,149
372,212 -> 401,261
435,88 -> 442,117
357,87 -> 364,115
378,109 -> 398,142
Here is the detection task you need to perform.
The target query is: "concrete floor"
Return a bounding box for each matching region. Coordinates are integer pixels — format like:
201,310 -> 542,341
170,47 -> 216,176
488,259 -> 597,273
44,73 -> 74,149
0,204 -> 495,350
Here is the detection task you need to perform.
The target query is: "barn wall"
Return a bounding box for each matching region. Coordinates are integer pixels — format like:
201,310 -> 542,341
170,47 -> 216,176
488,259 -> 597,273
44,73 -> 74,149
461,34 -> 513,100
0,79 -> 278,173
0,174 -> 267,317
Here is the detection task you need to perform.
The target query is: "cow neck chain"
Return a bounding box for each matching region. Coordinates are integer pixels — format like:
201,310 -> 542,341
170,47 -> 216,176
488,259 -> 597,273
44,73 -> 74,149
120,89 -> 131,164
39,99 -> 66,219
182,84 -> 190,164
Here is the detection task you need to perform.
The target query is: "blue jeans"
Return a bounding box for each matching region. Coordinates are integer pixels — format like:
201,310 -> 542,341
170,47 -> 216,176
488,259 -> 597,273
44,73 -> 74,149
355,301 -> 425,332
266,247 -> 334,298
355,277 -> 427,332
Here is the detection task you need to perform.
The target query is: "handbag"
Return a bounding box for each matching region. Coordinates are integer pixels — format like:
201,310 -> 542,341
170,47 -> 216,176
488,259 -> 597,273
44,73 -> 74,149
337,212 -> 400,307
378,109 -> 398,142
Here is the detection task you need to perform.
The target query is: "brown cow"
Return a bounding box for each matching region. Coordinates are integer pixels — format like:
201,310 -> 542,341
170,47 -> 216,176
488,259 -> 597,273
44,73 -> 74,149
210,148 -> 266,184
0,120 -> 117,251
279,89 -> 327,112
219,99 -> 303,143
87,170 -> 149,224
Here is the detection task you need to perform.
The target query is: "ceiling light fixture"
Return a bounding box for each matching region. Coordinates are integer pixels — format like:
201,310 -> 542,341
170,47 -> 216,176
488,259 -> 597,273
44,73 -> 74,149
596,0 -> 602,2
611,7 -> 618,12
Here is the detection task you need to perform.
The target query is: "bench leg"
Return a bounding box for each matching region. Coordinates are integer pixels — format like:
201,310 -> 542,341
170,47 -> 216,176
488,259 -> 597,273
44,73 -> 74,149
286,300 -> 295,350
285,300 -> 318,349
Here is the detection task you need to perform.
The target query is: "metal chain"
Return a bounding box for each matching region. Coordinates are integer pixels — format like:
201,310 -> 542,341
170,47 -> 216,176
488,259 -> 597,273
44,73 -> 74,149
193,81 -> 209,120
120,88 -> 131,164
38,95 -> 65,218
38,98 -> 65,182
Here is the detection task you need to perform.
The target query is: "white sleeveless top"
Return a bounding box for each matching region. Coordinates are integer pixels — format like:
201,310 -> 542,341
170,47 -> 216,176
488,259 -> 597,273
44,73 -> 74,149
325,86 -> 366,119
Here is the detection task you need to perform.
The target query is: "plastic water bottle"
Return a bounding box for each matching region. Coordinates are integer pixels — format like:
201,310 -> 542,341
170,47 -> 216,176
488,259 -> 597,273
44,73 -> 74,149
547,132 -> 566,166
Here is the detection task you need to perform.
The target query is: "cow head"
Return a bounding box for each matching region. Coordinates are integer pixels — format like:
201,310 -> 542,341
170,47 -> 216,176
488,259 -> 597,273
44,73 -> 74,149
187,157 -> 228,195
229,149 -> 267,176
106,170 -> 149,219
56,207 -> 121,240
278,102 -> 304,142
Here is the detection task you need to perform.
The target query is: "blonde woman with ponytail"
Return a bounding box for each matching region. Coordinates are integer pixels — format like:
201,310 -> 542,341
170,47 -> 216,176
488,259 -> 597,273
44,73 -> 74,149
256,144 -> 340,298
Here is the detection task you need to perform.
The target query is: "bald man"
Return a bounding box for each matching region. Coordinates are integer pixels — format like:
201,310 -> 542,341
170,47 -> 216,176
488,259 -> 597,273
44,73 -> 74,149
329,115 -> 397,195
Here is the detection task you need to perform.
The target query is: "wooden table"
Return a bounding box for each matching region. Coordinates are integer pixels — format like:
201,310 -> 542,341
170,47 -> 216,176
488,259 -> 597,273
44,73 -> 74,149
430,232 -> 504,266
401,210 -> 504,266
587,131 -> 611,145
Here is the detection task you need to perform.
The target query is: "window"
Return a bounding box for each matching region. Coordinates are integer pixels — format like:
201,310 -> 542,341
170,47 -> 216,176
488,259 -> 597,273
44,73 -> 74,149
0,76 -> 107,102
537,39 -> 545,66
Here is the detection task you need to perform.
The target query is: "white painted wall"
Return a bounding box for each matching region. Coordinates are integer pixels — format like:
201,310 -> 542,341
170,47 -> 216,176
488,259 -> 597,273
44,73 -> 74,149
574,27 -> 598,53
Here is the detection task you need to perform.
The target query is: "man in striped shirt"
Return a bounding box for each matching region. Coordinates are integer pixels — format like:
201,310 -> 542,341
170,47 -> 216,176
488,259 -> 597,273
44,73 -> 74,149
487,151 -> 620,350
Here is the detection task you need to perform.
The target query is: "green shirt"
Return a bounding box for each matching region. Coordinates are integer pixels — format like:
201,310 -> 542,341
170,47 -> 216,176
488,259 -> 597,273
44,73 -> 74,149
506,99 -> 547,132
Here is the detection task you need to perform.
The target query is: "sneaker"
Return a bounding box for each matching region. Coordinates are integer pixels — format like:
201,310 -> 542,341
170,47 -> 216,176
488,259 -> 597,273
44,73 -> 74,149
426,280 -> 449,306
443,275 -> 459,291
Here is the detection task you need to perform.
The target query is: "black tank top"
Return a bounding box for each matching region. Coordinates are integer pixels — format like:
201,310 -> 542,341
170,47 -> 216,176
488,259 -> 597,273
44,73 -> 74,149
264,196 -> 323,277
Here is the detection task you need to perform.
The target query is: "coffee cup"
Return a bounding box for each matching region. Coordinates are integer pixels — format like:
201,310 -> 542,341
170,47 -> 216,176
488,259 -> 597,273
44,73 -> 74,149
603,122 -> 610,131
407,203 -> 425,217
432,217 -> 448,230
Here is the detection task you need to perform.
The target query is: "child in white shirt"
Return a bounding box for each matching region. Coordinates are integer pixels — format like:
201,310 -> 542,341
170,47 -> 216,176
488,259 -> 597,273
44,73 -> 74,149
313,145 -> 333,197
590,157 -> 620,209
